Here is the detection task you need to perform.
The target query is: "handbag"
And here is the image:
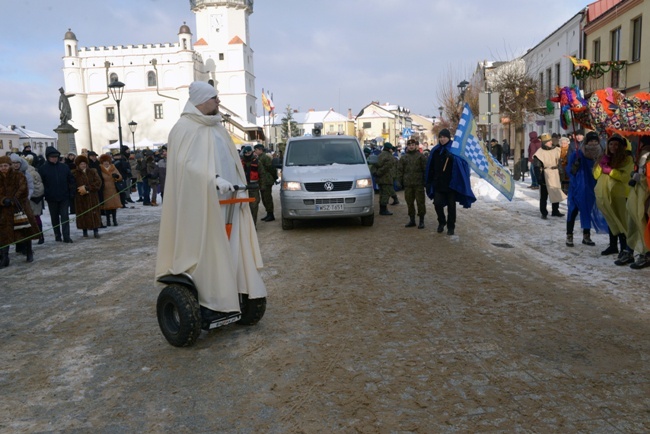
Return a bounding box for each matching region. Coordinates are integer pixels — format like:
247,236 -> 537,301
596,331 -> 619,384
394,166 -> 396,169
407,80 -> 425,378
13,202 -> 31,230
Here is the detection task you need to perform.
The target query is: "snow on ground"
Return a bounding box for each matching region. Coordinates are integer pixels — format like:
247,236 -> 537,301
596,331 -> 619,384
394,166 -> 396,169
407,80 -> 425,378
468,168 -> 649,315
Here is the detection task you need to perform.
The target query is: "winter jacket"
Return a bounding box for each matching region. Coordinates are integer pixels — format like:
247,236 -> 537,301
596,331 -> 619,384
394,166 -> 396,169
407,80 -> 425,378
528,132 -> 542,163
257,152 -> 277,187
396,149 -> 426,187
38,158 -> 75,202
0,168 -> 39,244
375,149 -> 396,185
72,168 -> 103,230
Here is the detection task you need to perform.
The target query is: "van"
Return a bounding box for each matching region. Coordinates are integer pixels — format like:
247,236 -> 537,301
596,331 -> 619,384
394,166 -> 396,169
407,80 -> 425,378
279,130 -> 374,230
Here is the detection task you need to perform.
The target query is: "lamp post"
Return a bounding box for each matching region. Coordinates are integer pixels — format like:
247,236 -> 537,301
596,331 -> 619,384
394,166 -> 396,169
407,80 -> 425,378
221,113 -> 231,128
128,120 -> 137,153
438,106 -> 444,119
108,80 -> 125,153
457,80 -> 469,102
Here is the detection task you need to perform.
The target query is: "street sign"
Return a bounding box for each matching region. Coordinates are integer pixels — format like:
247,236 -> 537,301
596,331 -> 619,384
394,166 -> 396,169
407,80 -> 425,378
402,127 -> 412,138
478,91 -> 500,125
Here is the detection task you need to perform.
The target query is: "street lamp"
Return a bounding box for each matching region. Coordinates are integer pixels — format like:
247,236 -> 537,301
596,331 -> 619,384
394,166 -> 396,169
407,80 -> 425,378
108,80 -> 125,154
438,106 -> 444,119
221,113 -> 231,128
457,80 -> 469,102
128,120 -> 137,153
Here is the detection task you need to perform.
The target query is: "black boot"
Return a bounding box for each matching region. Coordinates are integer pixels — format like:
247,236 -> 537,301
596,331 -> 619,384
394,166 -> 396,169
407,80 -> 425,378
83,229 -> 88,238
112,210 -> 118,226
601,232 -> 618,255
93,228 -> 100,239
390,195 -> 399,205
0,246 -> 9,268
263,212 -> 275,222
418,216 -> 425,229
379,205 -> 393,216
106,215 -> 112,227
25,240 -> 33,263
405,216 -> 416,227
37,222 -> 44,245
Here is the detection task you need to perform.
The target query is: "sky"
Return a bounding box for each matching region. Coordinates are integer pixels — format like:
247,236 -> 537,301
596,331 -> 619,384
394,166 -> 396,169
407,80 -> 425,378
0,0 -> 590,136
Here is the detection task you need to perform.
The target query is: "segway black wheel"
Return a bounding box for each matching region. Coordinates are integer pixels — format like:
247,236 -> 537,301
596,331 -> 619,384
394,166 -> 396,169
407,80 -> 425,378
157,285 -> 201,347
237,295 -> 267,325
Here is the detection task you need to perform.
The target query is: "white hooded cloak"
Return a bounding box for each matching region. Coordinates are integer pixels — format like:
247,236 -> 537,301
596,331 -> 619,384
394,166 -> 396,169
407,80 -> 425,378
155,101 -> 267,312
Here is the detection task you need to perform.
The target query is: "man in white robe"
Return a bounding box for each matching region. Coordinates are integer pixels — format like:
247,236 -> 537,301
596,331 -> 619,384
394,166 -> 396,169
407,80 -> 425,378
155,81 -> 267,313
533,132 -> 567,219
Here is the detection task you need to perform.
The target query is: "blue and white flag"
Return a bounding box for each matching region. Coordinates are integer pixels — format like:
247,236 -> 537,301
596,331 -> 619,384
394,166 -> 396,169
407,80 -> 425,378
450,104 -> 515,201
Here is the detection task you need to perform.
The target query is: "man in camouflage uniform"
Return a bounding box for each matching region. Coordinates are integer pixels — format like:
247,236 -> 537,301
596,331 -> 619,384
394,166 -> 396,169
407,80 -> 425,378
254,143 -> 277,222
240,145 -> 261,225
397,138 -> 427,228
375,142 -> 397,216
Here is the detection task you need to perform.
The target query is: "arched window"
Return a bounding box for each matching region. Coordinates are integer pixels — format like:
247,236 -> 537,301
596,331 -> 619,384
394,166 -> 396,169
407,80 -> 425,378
109,73 -> 118,83
147,71 -> 157,87
67,44 -> 72,57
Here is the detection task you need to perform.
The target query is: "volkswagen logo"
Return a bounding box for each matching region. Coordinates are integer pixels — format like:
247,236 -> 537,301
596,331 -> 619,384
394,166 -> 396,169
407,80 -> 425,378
323,181 -> 334,191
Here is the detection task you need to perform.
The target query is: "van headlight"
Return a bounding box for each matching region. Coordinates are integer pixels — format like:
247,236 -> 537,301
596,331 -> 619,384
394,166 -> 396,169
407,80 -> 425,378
282,181 -> 302,191
356,178 -> 372,189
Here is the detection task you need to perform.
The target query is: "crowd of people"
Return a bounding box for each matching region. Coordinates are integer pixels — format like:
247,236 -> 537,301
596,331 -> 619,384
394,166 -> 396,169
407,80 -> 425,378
0,144 -> 169,268
3,109 -> 647,275
528,128 -> 650,270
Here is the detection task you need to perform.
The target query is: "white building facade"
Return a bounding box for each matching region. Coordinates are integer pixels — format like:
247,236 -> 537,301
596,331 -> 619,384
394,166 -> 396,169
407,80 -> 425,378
522,11 -> 584,139
62,0 -> 258,153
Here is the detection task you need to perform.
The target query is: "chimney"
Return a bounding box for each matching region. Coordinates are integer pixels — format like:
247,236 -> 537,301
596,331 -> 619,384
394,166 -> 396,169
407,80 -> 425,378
10,125 -> 16,130
21,126 -> 25,129
309,108 -> 314,112
348,108 -> 352,119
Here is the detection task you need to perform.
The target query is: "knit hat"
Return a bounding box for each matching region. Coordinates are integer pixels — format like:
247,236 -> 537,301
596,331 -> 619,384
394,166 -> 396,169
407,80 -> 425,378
188,81 -> 217,106
585,131 -> 599,143
87,151 -> 98,157
439,128 -> 451,139
383,142 -> 395,150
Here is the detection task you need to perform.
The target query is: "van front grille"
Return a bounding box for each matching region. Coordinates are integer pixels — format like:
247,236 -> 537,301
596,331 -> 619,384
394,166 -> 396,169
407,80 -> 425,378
305,181 -> 353,192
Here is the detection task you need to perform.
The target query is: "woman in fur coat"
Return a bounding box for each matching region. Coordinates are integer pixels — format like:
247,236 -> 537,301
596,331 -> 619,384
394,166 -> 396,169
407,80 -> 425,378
98,154 -> 123,227
0,155 -> 39,267
72,155 -> 103,238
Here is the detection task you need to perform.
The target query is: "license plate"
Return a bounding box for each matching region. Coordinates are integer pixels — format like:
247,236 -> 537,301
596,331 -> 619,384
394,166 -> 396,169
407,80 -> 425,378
315,204 -> 344,212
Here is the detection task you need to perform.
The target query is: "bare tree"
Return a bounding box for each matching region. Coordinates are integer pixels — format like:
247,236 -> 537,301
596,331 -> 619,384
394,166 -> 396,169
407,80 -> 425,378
488,59 -> 542,172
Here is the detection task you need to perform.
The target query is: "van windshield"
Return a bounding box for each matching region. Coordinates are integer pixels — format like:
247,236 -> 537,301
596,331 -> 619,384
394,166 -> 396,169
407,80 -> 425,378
285,138 -> 365,166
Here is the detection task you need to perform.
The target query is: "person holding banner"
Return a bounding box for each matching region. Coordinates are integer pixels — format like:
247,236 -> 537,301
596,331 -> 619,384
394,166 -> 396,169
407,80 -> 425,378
425,129 -> 475,236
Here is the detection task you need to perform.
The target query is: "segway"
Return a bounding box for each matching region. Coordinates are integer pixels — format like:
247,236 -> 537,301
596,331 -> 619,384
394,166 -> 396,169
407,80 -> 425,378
156,185 -> 267,347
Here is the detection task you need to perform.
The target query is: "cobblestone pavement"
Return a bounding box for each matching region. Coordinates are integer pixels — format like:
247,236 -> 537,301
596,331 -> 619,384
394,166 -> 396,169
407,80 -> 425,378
1,184 -> 649,433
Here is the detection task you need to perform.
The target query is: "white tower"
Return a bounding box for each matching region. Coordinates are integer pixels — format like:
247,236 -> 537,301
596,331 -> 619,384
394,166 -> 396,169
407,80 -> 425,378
190,0 -> 256,123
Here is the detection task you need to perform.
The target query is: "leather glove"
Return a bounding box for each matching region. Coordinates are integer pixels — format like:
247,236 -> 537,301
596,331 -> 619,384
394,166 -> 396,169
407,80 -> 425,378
2,198 -> 12,207
570,160 -> 580,176
215,176 -> 235,192
111,173 -> 120,179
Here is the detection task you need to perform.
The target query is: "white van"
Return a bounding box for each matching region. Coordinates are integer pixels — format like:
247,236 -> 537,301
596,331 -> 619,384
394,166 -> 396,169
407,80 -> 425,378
279,130 -> 374,230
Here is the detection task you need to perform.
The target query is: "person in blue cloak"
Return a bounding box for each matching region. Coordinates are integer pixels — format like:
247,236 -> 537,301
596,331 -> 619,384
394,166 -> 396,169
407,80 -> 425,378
565,131 -> 609,247
425,128 -> 476,236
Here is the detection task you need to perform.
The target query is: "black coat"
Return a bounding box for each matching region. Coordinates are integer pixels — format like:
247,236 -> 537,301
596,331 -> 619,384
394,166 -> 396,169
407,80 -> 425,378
37,161 -> 75,202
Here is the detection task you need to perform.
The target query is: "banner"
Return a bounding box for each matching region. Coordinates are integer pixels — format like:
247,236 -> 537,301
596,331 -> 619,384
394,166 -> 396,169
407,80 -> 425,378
450,104 -> 515,201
